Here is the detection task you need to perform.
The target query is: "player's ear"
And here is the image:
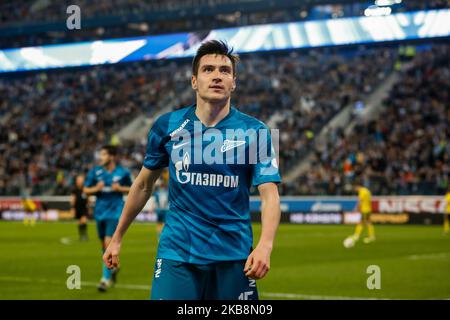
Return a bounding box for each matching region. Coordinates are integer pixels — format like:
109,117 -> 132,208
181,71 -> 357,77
191,75 -> 198,91
231,76 -> 236,92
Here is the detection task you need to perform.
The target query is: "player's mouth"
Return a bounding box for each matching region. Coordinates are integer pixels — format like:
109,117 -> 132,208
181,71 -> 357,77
209,85 -> 224,91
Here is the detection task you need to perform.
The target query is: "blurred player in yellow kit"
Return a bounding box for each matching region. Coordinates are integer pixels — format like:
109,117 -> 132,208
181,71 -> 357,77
351,181 -> 375,244
22,193 -> 37,226
443,188 -> 450,235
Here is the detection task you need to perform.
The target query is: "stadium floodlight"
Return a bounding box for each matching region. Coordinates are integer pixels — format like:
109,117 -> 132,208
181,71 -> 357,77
364,5 -> 392,17
375,0 -> 402,7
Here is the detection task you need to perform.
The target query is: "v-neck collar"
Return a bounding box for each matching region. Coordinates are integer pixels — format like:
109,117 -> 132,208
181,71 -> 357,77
187,103 -> 236,129
103,164 -> 117,174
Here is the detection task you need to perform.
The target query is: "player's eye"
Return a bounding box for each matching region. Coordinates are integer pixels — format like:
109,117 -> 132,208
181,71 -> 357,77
220,67 -> 231,74
204,66 -> 213,72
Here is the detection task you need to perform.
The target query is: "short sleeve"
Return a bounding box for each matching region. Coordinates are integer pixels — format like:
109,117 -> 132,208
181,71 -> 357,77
122,170 -> 133,186
84,168 -> 96,187
251,125 -> 282,187
143,123 -> 169,170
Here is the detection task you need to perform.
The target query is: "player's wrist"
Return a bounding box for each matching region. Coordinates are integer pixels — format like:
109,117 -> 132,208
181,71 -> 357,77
256,240 -> 273,252
111,233 -> 122,242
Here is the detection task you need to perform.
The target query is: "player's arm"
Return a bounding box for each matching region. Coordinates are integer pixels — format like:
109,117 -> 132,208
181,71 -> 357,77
111,184 -> 131,193
244,182 -> 280,280
83,168 -> 103,195
70,194 -> 76,218
112,170 -> 133,194
103,166 -> 163,269
83,183 -> 104,195
354,193 -> 361,211
83,169 -> 103,195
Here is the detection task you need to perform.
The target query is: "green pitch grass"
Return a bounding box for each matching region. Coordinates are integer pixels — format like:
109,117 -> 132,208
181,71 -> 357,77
0,221 -> 449,300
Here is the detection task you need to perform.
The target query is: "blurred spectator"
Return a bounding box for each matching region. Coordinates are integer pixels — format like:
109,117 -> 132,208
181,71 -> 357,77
288,45 -> 450,196
1,0 -> 448,49
0,44 -> 395,194
0,60 -> 192,195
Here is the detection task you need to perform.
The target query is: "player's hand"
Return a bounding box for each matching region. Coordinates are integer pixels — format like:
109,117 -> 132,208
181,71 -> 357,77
244,244 -> 272,280
111,183 -> 121,191
96,181 -> 105,192
103,240 -> 121,269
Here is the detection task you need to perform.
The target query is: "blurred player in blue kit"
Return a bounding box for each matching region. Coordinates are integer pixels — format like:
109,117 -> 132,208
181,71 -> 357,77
84,145 -> 132,292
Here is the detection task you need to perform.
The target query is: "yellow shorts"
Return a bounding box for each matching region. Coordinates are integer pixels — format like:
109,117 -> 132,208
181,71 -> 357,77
361,211 -> 372,219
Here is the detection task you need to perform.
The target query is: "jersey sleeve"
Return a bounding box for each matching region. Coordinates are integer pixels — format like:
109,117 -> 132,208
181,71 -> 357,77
251,125 -> 282,187
122,170 -> 133,186
445,193 -> 450,213
362,190 -> 370,202
27,200 -> 37,212
143,120 -> 170,170
84,168 -> 97,187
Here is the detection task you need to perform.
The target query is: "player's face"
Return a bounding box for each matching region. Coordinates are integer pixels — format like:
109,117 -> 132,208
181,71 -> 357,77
99,149 -> 112,166
192,54 -> 236,103
75,176 -> 84,188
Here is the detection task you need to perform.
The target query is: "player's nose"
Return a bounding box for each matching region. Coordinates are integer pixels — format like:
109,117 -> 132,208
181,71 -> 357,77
211,76 -> 223,84
211,69 -> 223,80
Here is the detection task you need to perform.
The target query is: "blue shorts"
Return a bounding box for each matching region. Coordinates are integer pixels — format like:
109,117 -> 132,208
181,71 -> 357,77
150,258 -> 258,300
95,219 -> 119,239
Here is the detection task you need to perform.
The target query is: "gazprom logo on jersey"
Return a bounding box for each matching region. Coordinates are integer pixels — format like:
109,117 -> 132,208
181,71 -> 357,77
175,152 -> 240,187
170,120 -> 279,173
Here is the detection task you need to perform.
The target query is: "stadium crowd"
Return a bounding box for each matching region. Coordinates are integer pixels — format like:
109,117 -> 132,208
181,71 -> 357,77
2,0 -> 447,25
0,43 -> 398,195
1,0 -> 448,49
0,0 -> 243,25
0,61 -> 192,195
287,45 -> 449,196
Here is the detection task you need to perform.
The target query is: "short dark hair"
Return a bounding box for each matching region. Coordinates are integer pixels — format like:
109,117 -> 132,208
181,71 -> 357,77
192,40 -> 239,77
353,177 -> 363,188
101,145 -> 118,156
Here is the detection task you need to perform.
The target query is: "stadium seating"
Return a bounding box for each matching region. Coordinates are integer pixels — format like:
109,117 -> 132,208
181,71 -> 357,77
0,61 -> 192,195
1,0 -> 448,49
287,44 -> 449,196
1,45 -> 398,195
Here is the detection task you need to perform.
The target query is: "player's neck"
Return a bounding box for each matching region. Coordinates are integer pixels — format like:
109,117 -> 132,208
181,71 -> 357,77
104,162 -> 116,173
195,98 -> 230,127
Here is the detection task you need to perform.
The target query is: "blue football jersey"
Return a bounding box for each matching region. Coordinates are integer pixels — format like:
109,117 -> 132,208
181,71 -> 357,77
144,104 -> 281,264
84,165 -> 133,220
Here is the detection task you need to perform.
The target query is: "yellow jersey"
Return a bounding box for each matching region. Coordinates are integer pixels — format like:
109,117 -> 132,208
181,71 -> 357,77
358,187 -> 372,214
445,192 -> 450,214
22,199 -> 37,213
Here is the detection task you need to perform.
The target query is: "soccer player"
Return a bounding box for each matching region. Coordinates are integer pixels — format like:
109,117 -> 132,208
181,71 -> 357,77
350,181 -> 376,244
443,187 -> 450,235
70,174 -> 89,241
103,40 -> 281,300
22,191 -> 37,227
152,173 -> 169,241
84,145 -> 132,292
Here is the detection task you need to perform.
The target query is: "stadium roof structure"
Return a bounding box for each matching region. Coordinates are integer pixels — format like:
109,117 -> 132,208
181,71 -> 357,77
1,8 -> 449,74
